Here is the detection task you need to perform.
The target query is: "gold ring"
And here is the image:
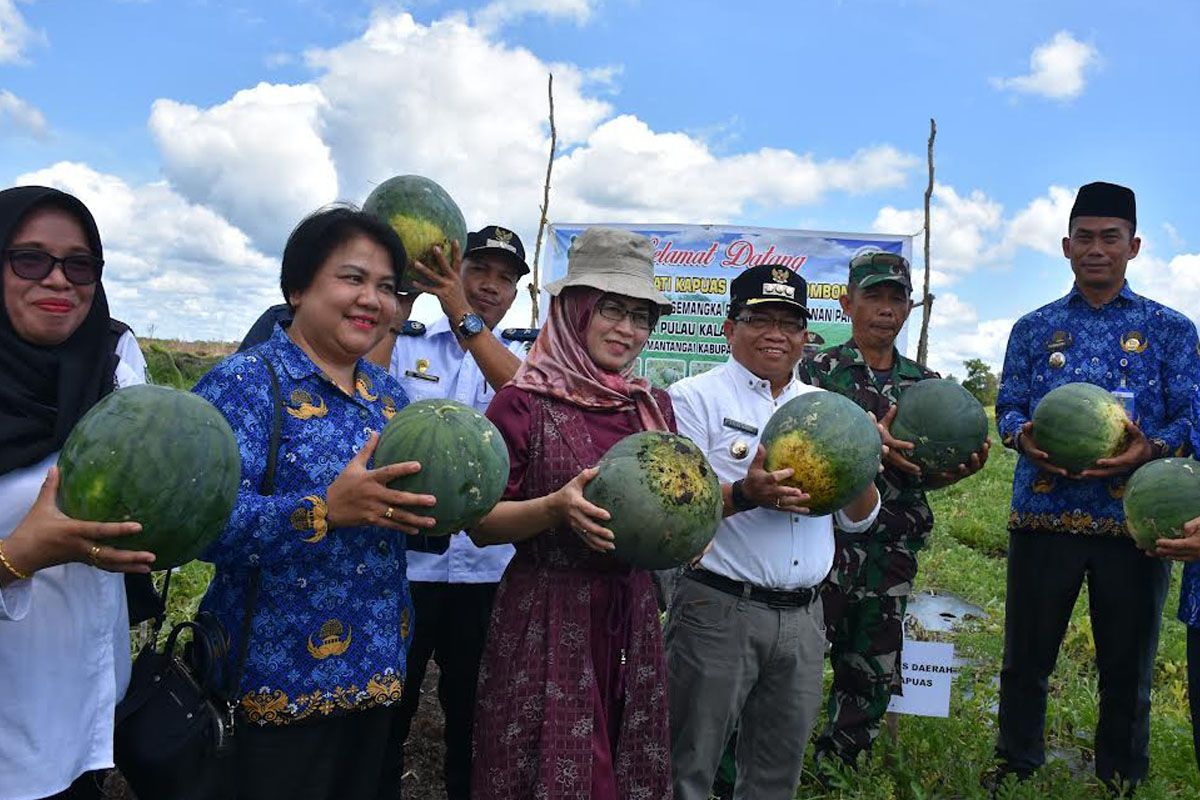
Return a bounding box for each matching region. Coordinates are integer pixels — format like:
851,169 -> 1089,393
384,506 -> 395,520
88,544 -> 101,566
775,498 -> 782,509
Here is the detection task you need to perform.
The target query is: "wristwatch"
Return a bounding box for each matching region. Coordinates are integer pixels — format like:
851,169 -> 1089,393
455,312 -> 485,339
730,479 -> 757,512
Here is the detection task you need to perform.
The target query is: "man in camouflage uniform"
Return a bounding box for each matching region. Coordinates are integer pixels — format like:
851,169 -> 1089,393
799,251 -> 988,766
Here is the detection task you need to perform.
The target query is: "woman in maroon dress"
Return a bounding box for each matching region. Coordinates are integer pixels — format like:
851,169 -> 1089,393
469,228 -> 674,800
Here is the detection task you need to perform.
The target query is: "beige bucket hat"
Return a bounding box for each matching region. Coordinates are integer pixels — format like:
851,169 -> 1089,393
544,227 -> 672,311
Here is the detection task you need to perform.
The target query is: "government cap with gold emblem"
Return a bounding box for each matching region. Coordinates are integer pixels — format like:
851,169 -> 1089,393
848,251 -> 912,293
728,264 -> 808,319
465,224 -> 529,275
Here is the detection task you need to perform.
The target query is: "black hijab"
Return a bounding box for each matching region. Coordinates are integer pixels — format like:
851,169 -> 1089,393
0,186 -> 127,476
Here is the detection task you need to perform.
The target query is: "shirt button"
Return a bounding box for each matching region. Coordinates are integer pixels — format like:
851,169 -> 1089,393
793,560 -> 799,566
377,539 -> 389,554
360,409 -> 369,419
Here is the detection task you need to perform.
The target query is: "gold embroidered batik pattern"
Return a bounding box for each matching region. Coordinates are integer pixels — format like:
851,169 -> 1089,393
1009,510 -> 1127,537
290,495 -> 329,543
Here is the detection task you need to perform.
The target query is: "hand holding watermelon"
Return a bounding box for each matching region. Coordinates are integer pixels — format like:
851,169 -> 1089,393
3,466 -> 153,579
1015,421 -> 1069,477
327,432 -> 438,535
555,467 -> 616,553
1150,516 -> 1200,561
740,445 -> 812,514
408,240 -> 471,322
1078,417 -> 1154,479
876,405 -> 921,478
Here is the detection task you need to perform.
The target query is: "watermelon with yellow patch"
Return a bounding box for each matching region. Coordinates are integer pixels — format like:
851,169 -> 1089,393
363,175 -> 467,293
760,391 -> 881,516
1031,382 -> 1128,474
584,431 -> 722,569
1123,458 -> 1200,550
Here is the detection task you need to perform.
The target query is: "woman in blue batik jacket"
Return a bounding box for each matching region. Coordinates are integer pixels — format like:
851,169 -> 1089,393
193,206 -> 437,800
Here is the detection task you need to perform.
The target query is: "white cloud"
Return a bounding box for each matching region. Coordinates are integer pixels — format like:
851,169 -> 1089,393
474,0 -> 597,31
991,31 -> 1100,101
873,185 -> 1003,285
148,82 -> 337,252
1127,250 -> 1200,332
0,0 -> 38,63
906,292 -> 1014,378
149,9 -> 916,275
0,88 -> 47,138
14,161 -> 280,341
1001,185 -> 1073,255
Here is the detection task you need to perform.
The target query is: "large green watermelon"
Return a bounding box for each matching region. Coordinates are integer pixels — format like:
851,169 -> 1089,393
57,384 -> 240,570
890,378 -> 988,474
1031,382 -> 1128,474
363,175 -> 467,293
761,391 -> 881,516
375,399 -> 509,536
583,432 -> 722,570
1124,458 -> 1200,550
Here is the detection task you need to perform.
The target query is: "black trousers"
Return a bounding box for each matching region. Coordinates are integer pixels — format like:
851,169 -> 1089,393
387,581 -> 498,800
235,705 -> 394,800
1189,626 -> 1200,773
996,530 -> 1169,787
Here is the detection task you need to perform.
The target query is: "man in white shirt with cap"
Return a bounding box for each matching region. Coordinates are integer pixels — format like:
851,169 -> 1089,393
387,225 -> 533,799
666,263 -> 882,800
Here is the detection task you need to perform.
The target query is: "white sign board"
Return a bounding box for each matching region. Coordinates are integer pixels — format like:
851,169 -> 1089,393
887,640 -> 957,718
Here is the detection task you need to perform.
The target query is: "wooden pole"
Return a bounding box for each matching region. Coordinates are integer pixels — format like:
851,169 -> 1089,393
529,73 -> 556,326
916,118 -> 936,367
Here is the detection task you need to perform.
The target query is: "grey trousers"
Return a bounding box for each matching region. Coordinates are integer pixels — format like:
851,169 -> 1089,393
666,575 -> 826,800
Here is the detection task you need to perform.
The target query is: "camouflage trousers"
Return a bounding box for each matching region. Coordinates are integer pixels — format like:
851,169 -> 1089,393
814,531 -> 921,765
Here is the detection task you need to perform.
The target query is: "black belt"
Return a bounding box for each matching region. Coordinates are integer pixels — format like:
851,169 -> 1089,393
687,568 -> 817,608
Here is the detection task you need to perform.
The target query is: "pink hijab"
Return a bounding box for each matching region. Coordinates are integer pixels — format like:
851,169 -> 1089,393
510,288 -> 668,432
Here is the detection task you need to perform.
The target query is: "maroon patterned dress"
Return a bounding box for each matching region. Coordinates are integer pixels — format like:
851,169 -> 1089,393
471,385 -> 674,800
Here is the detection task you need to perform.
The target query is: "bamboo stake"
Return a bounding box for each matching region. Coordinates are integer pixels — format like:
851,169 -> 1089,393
529,73 -> 556,326
916,118 -> 936,367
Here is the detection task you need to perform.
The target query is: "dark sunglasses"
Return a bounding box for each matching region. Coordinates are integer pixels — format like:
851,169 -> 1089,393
6,248 -> 104,286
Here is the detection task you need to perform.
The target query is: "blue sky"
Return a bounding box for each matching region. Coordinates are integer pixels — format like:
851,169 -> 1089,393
2,0 -> 1197,376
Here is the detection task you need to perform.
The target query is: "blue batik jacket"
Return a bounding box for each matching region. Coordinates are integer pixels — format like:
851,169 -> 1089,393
193,324 -> 413,725
997,282 -> 1200,537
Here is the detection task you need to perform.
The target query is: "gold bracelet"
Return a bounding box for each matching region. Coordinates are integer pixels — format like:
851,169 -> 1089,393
0,540 -> 31,581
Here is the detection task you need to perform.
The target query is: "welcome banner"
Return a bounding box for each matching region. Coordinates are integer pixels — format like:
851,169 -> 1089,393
544,223 -> 914,388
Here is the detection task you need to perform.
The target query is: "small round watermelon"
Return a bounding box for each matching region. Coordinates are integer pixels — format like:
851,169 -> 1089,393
584,431 -> 722,570
761,391 -> 881,516
57,384 -> 241,569
374,399 -> 509,536
363,175 -> 467,293
1031,382 -> 1128,474
890,378 -> 988,474
1123,458 -> 1200,550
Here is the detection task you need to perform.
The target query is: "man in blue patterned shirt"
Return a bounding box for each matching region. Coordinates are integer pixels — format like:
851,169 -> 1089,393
993,181 -> 1200,791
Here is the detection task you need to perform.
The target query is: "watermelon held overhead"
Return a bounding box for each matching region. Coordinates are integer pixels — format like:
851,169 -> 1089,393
890,378 -> 989,475
761,390 -> 881,516
374,399 -> 509,537
1123,458 -> 1200,550
583,432 -> 722,570
56,384 -> 241,570
363,175 -> 467,293
1031,382 -> 1128,474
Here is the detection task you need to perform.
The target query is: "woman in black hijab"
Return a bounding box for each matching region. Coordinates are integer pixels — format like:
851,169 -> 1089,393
0,186 -> 156,800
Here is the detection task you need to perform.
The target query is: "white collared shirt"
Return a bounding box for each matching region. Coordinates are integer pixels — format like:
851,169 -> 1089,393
668,358 -> 880,591
390,316 -> 526,583
0,331 -> 145,800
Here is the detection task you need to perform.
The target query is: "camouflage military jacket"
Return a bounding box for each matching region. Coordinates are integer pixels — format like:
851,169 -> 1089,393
798,340 -> 939,547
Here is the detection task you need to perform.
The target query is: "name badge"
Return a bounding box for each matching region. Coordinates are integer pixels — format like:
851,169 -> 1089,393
722,417 -> 758,435
405,370 -> 439,383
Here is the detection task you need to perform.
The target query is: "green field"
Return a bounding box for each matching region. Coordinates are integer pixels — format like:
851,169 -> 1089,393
144,349 -> 1200,799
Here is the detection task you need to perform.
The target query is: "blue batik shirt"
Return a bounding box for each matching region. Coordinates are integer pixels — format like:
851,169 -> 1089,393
193,324 -> 414,725
997,282 -> 1200,537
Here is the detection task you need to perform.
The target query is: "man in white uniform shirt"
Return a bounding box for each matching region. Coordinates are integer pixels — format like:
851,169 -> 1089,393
667,264 -> 882,800
387,225 -> 532,799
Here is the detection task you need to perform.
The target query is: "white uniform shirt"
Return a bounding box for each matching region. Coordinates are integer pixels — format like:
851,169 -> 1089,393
0,331 -> 146,800
390,316 -> 525,584
668,357 -> 880,591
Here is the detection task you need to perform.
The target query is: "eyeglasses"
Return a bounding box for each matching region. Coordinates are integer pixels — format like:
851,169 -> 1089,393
735,313 -> 805,335
6,249 -> 103,286
596,300 -> 653,331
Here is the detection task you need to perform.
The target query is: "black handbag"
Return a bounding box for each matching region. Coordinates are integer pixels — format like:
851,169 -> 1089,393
113,359 -> 283,799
